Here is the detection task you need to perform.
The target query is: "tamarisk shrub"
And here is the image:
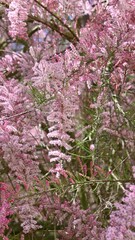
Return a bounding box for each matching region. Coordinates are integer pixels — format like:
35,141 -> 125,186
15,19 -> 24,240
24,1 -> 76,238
0,0 -> 135,239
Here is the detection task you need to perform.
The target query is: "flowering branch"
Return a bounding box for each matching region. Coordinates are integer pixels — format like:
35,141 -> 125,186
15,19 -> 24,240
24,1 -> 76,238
34,0 -> 79,43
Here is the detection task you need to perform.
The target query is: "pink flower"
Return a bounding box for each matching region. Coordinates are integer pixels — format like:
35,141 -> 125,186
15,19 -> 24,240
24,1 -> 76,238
50,163 -> 68,178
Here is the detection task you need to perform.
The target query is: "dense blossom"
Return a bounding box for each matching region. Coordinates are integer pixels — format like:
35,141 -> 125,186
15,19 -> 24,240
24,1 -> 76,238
8,0 -> 32,39
38,195 -> 105,240
105,184 -> 135,239
0,0 -> 135,239
0,183 -> 14,239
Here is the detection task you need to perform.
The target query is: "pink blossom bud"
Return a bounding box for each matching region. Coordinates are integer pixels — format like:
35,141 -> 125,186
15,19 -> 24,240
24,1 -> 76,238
90,144 -> 95,151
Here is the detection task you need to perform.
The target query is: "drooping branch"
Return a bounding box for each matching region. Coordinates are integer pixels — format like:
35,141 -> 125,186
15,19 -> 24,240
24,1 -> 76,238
28,15 -> 77,43
34,0 -> 79,43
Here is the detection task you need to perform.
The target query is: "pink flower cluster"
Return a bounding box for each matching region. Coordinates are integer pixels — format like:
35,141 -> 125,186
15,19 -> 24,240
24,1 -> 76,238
8,0 -> 33,39
106,183 -> 135,239
0,183 -> 13,240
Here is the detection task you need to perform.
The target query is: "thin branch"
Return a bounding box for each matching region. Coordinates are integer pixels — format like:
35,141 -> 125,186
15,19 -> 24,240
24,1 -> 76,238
0,99 -> 53,121
29,15 -> 75,43
15,178 -> 135,201
0,109 -> 34,121
34,0 -> 79,42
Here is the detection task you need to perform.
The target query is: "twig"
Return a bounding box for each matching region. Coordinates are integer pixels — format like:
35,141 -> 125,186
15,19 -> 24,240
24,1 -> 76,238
29,15 -> 72,42
0,109 -> 34,121
15,178 -> 135,201
0,99 -> 53,122
34,0 -> 79,42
